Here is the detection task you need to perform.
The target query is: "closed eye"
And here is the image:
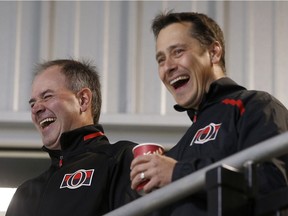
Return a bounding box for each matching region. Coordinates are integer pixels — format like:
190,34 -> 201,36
28,91 -> 54,109
30,102 -> 35,108
157,56 -> 165,66
43,94 -> 52,100
173,48 -> 184,57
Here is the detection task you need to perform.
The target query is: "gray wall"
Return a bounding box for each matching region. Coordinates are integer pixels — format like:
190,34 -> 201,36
0,1 -> 287,152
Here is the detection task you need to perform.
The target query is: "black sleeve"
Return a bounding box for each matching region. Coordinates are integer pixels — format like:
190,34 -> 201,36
171,93 -> 288,194
6,182 -> 37,216
108,142 -> 140,210
236,94 -> 288,194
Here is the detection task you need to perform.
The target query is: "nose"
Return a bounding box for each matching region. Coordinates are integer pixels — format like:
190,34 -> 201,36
163,57 -> 177,74
31,100 -> 45,115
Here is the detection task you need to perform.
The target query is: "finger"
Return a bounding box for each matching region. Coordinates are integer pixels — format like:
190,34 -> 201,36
131,171 -> 148,190
142,175 -> 158,194
130,162 -> 150,181
130,155 -> 153,180
130,155 -> 151,169
131,165 -> 156,191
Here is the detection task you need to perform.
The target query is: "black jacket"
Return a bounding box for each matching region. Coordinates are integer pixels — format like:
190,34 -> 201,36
157,77 -> 288,216
6,125 -> 139,216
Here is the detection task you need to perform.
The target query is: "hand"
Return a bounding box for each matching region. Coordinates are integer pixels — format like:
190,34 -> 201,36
130,154 -> 177,194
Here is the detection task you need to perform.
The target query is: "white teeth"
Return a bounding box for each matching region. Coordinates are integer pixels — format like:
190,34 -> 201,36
40,118 -> 56,127
170,76 -> 189,85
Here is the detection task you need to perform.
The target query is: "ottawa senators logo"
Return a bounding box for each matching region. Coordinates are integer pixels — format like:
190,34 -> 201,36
190,123 -> 221,146
60,169 -> 94,189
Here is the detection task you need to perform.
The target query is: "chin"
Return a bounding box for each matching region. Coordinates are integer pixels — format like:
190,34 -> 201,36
44,143 -> 60,150
176,100 -> 190,107
178,101 -> 196,110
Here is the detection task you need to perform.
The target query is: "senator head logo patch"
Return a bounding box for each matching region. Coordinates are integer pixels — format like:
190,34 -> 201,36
190,123 -> 221,146
60,169 -> 94,189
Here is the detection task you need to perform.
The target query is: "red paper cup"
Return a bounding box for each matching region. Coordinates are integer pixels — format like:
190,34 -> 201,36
133,142 -> 164,158
132,143 -> 164,195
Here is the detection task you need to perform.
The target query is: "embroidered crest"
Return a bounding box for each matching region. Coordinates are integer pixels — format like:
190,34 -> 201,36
190,123 -> 221,146
60,169 -> 94,189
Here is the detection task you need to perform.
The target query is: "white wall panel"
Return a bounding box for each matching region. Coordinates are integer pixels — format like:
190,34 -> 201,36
274,1 -> 288,107
104,1 -> 132,114
126,1 -> 141,114
0,2 -> 18,112
0,1 -> 288,149
226,1 -> 246,84
17,2 -> 42,111
51,1 -> 78,58
137,1 -> 162,114
77,1 -> 105,75
252,2 -> 274,92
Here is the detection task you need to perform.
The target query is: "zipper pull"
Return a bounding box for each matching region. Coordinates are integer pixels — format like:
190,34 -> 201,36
193,111 -> 198,123
59,156 -> 63,167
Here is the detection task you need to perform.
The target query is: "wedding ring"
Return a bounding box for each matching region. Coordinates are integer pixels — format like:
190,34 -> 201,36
140,172 -> 145,180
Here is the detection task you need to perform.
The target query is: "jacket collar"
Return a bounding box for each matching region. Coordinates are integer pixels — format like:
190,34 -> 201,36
174,77 -> 246,120
43,124 -> 109,165
59,124 -> 108,150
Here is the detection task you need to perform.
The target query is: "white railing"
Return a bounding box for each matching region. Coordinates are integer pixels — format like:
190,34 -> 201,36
104,132 -> 288,216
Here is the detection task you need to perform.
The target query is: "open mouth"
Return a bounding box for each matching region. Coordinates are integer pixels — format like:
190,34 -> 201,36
170,76 -> 190,89
39,117 -> 56,129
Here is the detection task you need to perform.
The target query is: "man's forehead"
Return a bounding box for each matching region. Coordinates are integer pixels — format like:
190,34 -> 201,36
34,66 -> 65,83
31,68 -> 66,95
156,24 -> 193,50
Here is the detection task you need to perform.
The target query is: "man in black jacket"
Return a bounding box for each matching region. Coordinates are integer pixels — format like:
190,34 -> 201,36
6,59 -> 139,216
130,11 -> 288,215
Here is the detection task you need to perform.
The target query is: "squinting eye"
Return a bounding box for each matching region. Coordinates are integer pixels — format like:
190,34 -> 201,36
157,57 -> 165,65
43,94 -> 52,100
174,49 -> 183,56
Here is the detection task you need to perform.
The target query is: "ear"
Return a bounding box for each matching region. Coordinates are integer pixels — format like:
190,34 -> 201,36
77,88 -> 92,113
209,41 -> 222,64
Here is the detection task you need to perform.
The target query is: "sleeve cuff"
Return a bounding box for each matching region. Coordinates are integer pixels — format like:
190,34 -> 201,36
172,162 -> 195,181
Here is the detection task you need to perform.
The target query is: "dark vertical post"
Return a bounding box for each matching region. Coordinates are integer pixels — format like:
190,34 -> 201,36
206,165 -> 251,216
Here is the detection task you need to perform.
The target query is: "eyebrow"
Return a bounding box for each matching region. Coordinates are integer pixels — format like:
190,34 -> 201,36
155,51 -> 164,61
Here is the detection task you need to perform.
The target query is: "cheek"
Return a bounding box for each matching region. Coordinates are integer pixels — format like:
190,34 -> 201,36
57,99 -> 81,118
31,113 -> 37,124
158,68 -> 165,82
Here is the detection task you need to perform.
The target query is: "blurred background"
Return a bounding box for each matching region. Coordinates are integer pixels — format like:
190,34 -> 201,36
0,0 -> 288,214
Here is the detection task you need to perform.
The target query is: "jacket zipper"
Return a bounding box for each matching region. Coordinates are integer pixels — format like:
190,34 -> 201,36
193,111 -> 198,123
59,155 -> 63,167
